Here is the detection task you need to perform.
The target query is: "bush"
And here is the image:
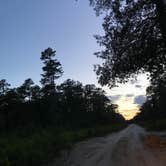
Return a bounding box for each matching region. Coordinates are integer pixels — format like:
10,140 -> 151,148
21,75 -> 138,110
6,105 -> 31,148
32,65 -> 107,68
0,123 -> 126,166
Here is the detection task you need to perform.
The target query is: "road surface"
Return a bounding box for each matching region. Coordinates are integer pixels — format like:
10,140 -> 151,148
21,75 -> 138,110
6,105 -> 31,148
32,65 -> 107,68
50,124 -> 166,166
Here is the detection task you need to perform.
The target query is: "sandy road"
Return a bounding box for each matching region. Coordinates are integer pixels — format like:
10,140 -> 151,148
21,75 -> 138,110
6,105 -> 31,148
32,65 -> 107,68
51,124 -> 166,166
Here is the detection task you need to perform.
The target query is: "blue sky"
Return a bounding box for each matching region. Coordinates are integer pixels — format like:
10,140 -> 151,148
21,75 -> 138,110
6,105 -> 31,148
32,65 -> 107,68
0,0 -> 102,87
0,0 -> 149,119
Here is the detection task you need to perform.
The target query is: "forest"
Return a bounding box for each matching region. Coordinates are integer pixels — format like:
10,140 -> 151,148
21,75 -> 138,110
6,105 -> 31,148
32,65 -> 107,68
0,47 -> 124,131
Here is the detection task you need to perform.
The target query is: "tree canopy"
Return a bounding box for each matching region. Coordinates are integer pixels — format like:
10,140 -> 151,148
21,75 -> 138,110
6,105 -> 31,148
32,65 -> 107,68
90,0 -> 166,87
0,47 -> 125,131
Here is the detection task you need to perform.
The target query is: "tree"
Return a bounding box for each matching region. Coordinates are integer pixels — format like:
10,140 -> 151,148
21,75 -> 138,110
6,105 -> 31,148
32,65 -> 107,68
134,72 -> 166,121
57,79 -> 84,126
0,88 -> 21,130
90,0 -> 166,45
84,84 -> 110,112
84,84 -> 97,112
89,0 -> 166,87
146,73 -> 166,114
0,79 -> 10,95
40,47 -> 63,96
103,104 -> 125,123
31,85 -> 41,101
17,78 -> 34,101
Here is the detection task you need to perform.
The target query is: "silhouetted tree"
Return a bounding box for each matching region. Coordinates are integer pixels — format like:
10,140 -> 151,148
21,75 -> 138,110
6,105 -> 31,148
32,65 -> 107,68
84,84 -> 109,112
31,85 -> 41,101
57,79 -> 84,126
102,104 -> 125,123
40,47 -> 63,96
0,46 -> 126,131
89,0 -> 166,87
0,79 -> 10,95
84,84 -> 96,112
0,88 -> 21,130
134,73 -> 166,121
83,84 -> 111,123
17,78 -> 34,101
0,79 -> 11,129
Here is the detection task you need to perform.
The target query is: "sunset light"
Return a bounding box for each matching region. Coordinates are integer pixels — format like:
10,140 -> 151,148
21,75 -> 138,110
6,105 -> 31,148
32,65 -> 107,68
104,74 -> 150,120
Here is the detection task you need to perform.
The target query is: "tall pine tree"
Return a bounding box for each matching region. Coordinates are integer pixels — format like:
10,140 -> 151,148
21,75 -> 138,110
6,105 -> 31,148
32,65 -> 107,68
40,47 -> 63,96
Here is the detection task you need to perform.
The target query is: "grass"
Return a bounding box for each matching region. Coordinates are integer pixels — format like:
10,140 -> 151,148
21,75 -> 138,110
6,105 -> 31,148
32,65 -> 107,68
0,123 -> 126,166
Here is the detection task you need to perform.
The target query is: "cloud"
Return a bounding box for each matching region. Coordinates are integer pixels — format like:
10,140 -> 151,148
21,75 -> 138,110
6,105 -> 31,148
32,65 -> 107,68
135,84 -> 142,88
134,95 -> 146,106
126,94 -> 134,97
130,79 -> 138,84
109,95 -> 121,102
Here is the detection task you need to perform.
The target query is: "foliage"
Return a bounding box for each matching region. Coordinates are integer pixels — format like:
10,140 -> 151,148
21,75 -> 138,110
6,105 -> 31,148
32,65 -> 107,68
0,79 -> 10,95
0,123 -> 126,166
17,78 -> 34,101
0,47 -> 125,131
0,79 -> 124,130
89,0 -> 166,87
89,0 -> 166,127
133,73 -> 166,122
40,47 -> 63,96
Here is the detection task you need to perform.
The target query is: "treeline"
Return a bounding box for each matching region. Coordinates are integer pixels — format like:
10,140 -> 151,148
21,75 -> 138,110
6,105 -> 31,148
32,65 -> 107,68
89,0 -> 166,127
0,48 -> 125,131
133,74 -> 166,123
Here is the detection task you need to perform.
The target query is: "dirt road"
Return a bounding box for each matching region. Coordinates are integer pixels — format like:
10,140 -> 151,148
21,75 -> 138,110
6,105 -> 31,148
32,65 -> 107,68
51,124 -> 166,166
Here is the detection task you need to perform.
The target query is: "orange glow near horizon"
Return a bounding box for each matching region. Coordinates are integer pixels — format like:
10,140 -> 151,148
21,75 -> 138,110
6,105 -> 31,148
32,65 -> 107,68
119,109 -> 140,120
103,74 -> 149,120
115,96 -> 140,120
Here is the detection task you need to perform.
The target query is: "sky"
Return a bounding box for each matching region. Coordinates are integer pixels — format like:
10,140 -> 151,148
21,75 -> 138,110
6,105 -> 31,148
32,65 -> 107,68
104,74 -> 149,120
0,0 -> 149,119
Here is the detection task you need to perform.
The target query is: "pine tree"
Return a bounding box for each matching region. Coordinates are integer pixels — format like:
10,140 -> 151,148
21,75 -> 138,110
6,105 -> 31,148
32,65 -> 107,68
40,47 -> 63,96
